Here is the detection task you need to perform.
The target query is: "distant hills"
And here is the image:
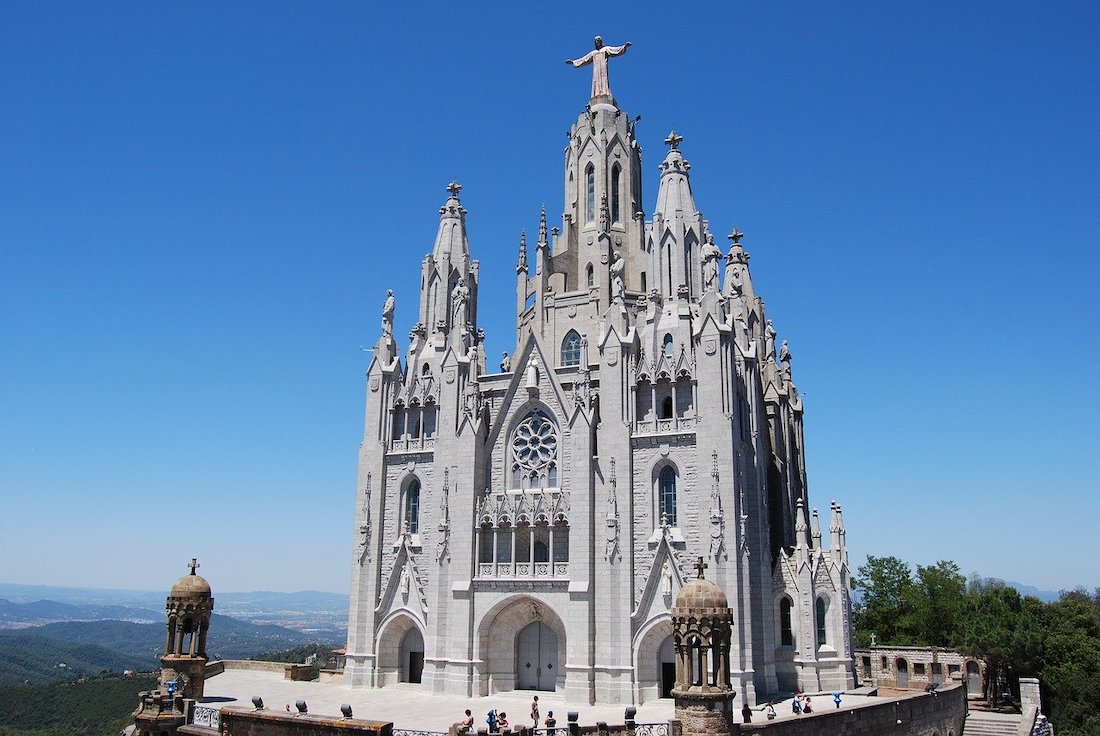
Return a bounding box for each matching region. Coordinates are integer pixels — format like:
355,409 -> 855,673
0,584 -> 349,686
0,614 -> 336,685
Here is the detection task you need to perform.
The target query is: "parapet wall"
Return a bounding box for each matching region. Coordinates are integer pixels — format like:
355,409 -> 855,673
216,706 -> 393,736
733,684 -> 966,736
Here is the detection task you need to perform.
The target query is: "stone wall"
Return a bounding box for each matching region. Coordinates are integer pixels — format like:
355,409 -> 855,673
216,706 -> 393,736
854,647 -> 982,694
732,684 -> 966,736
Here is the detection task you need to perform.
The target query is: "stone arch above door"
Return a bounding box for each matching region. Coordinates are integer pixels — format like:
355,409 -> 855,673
475,595 -> 567,694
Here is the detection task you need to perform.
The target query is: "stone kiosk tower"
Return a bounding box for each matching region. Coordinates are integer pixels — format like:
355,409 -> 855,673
129,560 -> 213,736
672,558 -> 735,735
160,559 -> 214,700
346,38 -> 855,706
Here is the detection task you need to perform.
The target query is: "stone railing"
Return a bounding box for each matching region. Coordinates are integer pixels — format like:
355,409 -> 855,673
633,417 -> 698,436
477,561 -> 569,580
190,704 -> 221,730
389,436 -> 436,453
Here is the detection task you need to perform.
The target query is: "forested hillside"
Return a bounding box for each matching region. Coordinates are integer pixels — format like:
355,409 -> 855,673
0,674 -> 158,736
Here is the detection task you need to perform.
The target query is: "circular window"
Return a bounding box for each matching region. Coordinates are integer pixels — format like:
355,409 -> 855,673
511,412 -> 558,471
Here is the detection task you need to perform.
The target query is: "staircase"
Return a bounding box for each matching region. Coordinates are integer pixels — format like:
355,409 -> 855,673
964,711 -> 1022,736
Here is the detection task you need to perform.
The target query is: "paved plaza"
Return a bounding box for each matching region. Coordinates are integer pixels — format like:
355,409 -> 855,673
199,667 -> 899,732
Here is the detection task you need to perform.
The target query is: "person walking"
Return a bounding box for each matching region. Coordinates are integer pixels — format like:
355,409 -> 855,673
792,693 -> 802,714
765,701 -> 776,720
741,701 -> 753,723
531,695 -> 540,727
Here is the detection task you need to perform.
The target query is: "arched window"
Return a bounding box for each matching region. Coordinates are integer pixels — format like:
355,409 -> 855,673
815,597 -> 828,647
610,163 -> 621,223
586,263 -> 594,287
660,395 -> 673,419
659,465 -> 677,526
780,597 -> 794,646
561,330 -> 582,367
662,333 -> 674,357
421,363 -> 431,375
404,479 -> 421,534
585,164 -> 595,223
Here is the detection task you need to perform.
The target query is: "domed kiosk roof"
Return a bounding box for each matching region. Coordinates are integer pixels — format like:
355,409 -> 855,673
170,559 -> 212,598
674,557 -> 728,610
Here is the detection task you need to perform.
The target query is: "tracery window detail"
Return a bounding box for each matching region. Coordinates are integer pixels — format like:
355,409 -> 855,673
510,410 -> 559,489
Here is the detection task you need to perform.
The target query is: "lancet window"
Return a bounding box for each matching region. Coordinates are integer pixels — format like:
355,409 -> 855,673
561,330 -> 582,367
658,464 -> 678,526
585,164 -> 595,223
403,478 -> 421,534
610,163 -> 622,223
780,596 -> 794,646
816,597 -> 828,647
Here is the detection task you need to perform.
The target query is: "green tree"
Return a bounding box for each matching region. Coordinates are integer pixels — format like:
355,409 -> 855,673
912,560 -> 966,646
1037,590 -> 1100,736
853,555 -> 917,646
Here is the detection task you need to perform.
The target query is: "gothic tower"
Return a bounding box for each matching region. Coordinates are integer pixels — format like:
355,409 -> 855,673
346,38 -> 855,706
160,558 -> 213,701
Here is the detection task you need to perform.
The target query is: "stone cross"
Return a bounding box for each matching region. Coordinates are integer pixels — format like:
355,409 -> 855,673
693,556 -> 708,579
728,228 -> 744,244
188,558 -> 200,575
446,180 -> 462,198
664,130 -> 683,150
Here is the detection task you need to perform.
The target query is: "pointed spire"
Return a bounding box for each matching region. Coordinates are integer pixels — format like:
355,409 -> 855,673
538,205 -> 548,248
830,500 -> 847,556
811,507 -> 822,548
517,230 -> 528,274
794,497 -> 807,538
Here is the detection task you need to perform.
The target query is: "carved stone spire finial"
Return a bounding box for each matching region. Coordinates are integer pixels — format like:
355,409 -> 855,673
664,130 -> 683,150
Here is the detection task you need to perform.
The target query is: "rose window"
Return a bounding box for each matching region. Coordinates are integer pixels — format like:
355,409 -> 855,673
510,411 -> 559,488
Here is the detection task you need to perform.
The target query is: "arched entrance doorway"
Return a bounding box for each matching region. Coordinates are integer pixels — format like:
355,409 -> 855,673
633,617 -> 674,704
896,658 -> 909,688
476,596 -> 567,695
658,635 -> 675,697
376,613 -> 425,687
966,661 -> 981,695
516,621 -> 558,690
400,627 -> 424,684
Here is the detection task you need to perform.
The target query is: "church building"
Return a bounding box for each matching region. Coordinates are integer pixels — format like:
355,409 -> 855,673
345,38 -> 855,706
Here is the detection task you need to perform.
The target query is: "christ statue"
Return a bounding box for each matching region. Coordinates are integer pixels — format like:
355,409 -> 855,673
566,36 -> 632,100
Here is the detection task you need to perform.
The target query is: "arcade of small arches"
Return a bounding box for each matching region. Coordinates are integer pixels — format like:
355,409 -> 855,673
374,599 -> 678,703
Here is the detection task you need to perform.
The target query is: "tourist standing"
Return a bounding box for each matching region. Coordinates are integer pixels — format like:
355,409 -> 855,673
531,695 -> 540,727
792,693 -> 803,714
803,696 -> 814,713
765,701 -> 776,720
741,701 -> 753,723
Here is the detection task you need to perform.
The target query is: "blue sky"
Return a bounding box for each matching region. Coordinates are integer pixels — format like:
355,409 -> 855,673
2,2 -> 1097,594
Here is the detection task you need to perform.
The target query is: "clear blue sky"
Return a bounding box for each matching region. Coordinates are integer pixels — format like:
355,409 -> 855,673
2,2 -> 1097,595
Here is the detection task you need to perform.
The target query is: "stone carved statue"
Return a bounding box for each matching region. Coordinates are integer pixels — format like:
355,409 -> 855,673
500,352 -> 511,372
660,560 -> 673,597
609,251 -> 625,301
451,277 -> 469,327
779,339 -> 791,364
701,234 -> 722,292
765,320 -> 777,361
526,357 -> 540,390
565,36 -> 632,100
399,564 -> 410,595
381,289 -> 395,338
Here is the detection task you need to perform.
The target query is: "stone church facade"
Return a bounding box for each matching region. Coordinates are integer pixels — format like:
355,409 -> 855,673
346,42 -> 854,706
